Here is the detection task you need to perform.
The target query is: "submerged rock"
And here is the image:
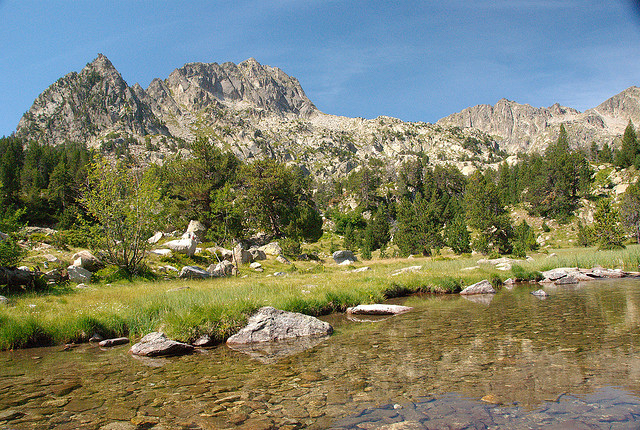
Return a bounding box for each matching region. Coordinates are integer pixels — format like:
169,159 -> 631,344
99,337 -> 129,347
227,307 -> 333,344
130,332 -> 194,357
531,289 -> 549,297
227,335 -> 330,364
346,304 -> 412,315
460,279 -> 496,295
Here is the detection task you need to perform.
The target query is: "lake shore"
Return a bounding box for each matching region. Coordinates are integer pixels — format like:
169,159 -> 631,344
2,245 -> 640,351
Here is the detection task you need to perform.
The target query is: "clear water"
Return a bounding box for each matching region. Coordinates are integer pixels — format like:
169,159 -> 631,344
2,279 -> 640,429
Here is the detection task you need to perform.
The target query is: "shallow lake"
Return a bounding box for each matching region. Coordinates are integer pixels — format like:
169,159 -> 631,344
2,279 -> 640,429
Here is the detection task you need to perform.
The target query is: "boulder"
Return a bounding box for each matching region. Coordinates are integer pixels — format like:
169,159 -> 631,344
67,265 -> 92,283
0,295 -> 8,305
226,307 -> 333,344
248,248 -> 267,261
193,334 -> 213,347
147,231 -> 164,244
349,266 -> 371,273
233,244 -> 253,264
460,280 -> 496,295
184,220 -> 207,242
259,242 -> 283,256
554,275 -> 578,285
333,250 -> 357,265
72,250 -> 103,272
207,260 -> 237,277
346,304 -> 412,315
130,332 -> 194,357
178,266 -> 210,279
164,238 -> 197,257
250,262 -> 262,270
99,337 -> 129,347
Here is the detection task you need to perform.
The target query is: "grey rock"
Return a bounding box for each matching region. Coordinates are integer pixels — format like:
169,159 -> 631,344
149,248 -> 172,256
346,304 -> 412,315
207,260 -> 237,277
554,275 -> 578,285
349,266 -> 371,273
460,279 -> 496,295
333,250 -> 357,264
0,295 -> 8,305
147,231 -> 164,244
44,253 -> 61,263
259,242 -> 283,256
165,238 -> 197,256
391,265 -> 422,276
250,262 -> 263,270
531,289 -> 549,297
249,247 -> 267,261
130,332 -> 194,357
178,265 -> 210,279
99,337 -> 129,347
185,219 -> 207,242
226,306 -> 333,344
193,334 -> 213,346
72,250 -> 103,272
234,243 -> 253,264
67,265 -> 92,283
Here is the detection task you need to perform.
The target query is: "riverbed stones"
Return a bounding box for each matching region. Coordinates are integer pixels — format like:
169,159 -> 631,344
130,332 -> 194,357
460,280 -> 496,295
178,265 -> 210,279
227,307 -> 333,344
346,304 -> 413,315
333,250 -> 357,265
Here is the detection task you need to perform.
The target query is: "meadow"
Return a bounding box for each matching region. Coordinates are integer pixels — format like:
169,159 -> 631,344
1,244 -> 640,350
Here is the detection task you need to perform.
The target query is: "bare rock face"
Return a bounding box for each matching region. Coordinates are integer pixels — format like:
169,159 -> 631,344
226,307 -> 333,344
16,54 -> 170,147
130,332 -> 194,357
437,86 -> 640,154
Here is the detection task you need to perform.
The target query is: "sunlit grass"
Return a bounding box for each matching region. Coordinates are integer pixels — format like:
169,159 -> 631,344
1,245 -> 639,350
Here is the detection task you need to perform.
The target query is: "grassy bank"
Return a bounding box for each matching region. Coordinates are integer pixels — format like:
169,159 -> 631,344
1,245 -> 639,350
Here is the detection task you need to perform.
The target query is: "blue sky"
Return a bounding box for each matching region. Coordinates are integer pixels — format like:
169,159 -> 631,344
1,0 -> 640,136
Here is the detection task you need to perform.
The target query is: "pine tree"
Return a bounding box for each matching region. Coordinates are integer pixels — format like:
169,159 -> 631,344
593,199 -> 625,250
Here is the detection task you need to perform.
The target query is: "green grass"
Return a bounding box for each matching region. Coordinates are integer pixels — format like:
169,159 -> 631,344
1,245 -> 639,350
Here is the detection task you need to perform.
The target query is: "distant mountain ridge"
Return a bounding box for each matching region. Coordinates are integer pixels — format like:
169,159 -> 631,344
437,86 -> 640,153
14,54 -> 639,180
15,54 -> 502,179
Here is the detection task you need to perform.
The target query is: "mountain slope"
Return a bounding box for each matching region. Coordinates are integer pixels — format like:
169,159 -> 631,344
437,87 -> 640,153
15,55 -> 504,179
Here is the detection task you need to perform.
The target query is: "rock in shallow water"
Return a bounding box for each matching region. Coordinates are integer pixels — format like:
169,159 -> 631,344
460,279 -> 496,295
226,307 -> 333,344
130,332 -> 194,357
346,304 -> 412,315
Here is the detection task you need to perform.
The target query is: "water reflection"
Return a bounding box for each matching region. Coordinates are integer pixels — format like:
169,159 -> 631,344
1,279 -> 640,428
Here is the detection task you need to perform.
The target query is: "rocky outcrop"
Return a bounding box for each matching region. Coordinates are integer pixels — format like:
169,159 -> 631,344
226,307 -> 333,344
437,86 -> 640,154
130,332 -> 194,357
67,265 -> 92,283
72,250 -> 103,272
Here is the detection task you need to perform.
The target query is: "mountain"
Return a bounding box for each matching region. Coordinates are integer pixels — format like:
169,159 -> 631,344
15,54 -> 503,179
437,87 -> 640,153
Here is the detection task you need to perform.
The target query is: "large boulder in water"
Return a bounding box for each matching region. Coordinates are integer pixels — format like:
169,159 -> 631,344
227,307 -> 333,344
460,279 -> 496,295
130,332 -> 194,357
